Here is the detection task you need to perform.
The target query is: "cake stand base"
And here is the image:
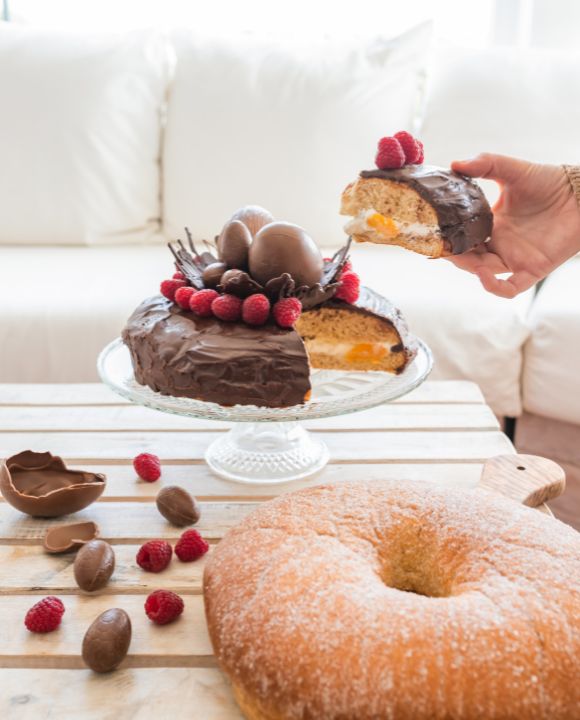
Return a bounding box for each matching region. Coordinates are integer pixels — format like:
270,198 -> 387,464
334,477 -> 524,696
205,421 -> 329,484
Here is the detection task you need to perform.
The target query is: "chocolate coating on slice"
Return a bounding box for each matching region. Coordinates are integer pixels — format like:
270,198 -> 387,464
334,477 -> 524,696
360,165 -> 493,254
122,296 -> 311,408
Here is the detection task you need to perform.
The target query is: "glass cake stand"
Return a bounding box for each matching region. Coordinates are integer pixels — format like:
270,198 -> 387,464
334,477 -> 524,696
98,337 -> 433,485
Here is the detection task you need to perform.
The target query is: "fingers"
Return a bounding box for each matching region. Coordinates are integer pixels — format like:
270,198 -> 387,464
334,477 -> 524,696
446,248 -> 508,276
451,153 -> 531,185
477,268 -> 539,299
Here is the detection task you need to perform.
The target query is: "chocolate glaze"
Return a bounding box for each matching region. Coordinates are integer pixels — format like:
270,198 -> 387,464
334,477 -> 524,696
123,287 -> 415,407
360,165 -> 493,254
0,451 -> 106,517
122,296 -> 311,408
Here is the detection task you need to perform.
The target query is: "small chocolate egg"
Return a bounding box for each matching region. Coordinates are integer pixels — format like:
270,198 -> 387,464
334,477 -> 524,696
217,220 -> 252,269
230,205 -> 274,238
156,486 -> 200,527
202,262 -> 227,288
82,608 -> 131,673
74,540 -> 115,592
249,221 -> 323,288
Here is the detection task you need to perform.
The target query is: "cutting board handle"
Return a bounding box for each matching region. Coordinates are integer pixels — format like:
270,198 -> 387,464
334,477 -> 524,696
479,454 -> 565,507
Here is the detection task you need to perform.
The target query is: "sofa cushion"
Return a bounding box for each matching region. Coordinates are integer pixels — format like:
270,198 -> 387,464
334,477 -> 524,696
0,244 -> 533,417
0,25 -> 168,246
163,24 -> 431,248
523,256 -> 580,425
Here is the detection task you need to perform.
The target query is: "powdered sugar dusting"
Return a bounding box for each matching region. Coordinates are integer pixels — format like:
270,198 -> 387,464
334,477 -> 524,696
204,481 -> 580,719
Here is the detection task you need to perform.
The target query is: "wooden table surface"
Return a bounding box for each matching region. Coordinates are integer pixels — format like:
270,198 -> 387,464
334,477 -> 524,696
0,381 -> 513,719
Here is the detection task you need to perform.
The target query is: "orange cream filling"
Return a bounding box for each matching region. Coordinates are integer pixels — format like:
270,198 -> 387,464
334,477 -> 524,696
366,213 -> 399,238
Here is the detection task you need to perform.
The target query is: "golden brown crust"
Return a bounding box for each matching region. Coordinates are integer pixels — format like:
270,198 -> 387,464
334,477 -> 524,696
204,481 -> 580,720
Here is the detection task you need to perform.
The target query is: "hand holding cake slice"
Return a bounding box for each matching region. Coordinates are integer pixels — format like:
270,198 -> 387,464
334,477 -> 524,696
341,131 -> 493,258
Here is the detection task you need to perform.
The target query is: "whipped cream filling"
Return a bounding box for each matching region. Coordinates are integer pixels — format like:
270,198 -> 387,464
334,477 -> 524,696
344,209 -> 439,238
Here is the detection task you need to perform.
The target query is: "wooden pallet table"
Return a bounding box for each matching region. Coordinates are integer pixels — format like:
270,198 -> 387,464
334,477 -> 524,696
0,381 -> 519,718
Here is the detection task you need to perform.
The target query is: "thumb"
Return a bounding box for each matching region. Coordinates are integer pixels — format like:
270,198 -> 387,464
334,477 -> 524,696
451,153 -> 531,185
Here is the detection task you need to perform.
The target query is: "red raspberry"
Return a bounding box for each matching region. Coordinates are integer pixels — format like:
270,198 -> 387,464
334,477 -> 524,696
175,529 -> 209,562
242,294 -> 271,325
416,140 -> 424,164
133,452 -> 161,482
173,271 -> 185,280
335,271 -> 360,304
375,137 -> 405,170
136,540 -> 173,572
160,278 -> 187,301
211,293 -> 242,322
190,288 -> 219,317
340,259 -> 353,275
394,131 -> 422,164
25,596 -> 65,633
272,297 -> 302,328
144,590 -> 184,625
174,286 -> 196,309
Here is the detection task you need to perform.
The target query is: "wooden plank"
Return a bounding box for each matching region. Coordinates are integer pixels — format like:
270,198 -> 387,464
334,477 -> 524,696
0,462 -> 484,502
0,502 -> 255,545
0,594 -> 213,668
0,430 -> 513,463
2,668 -> 243,720
0,544 -> 208,595
0,380 -> 485,406
0,403 -> 498,433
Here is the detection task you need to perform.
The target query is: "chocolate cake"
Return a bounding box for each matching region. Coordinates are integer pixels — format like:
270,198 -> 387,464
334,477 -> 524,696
122,206 -> 417,409
341,133 -> 493,258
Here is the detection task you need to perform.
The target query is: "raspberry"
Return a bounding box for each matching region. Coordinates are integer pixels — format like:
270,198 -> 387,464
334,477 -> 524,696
160,278 -> 187,301
335,271 -> 360,304
211,293 -> 242,322
175,529 -> 209,562
25,596 -> 65,633
144,590 -> 184,625
272,297 -> 302,328
173,271 -> 185,280
174,286 -> 196,310
242,294 -> 271,325
394,131 -> 422,164
133,452 -> 161,482
190,288 -> 219,317
375,137 -> 405,170
340,259 -> 353,275
136,540 -> 173,573
416,140 -> 424,164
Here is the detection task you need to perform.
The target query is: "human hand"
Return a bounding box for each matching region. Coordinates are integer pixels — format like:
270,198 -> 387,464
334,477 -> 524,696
447,154 -> 580,298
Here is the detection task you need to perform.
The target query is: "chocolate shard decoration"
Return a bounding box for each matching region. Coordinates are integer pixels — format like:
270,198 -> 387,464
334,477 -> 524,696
264,273 -> 295,301
169,228 -> 219,290
322,236 -> 352,286
296,282 -> 341,310
219,271 -> 264,298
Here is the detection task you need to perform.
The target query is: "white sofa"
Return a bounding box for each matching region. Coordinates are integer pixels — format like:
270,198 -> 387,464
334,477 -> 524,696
0,24 -> 579,524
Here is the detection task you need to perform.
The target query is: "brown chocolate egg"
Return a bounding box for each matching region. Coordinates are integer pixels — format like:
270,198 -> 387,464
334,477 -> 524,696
249,222 -> 323,288
74,540 -> 116,592
43,521 -> 100,554
230,205 -> 274,237
217,220 -> 252,269
202,262 -> 227,288
0,451 -> 106,518
82,608 -> 131,673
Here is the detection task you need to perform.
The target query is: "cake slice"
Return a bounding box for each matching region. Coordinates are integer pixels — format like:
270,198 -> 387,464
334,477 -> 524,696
296,288 -> 416,374
341,133 -> 493,258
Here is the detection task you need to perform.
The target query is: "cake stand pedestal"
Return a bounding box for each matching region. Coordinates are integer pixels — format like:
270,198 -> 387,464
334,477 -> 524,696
98,334 -> 432,485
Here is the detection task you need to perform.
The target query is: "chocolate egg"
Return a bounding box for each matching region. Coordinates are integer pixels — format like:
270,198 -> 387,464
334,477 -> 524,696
217,220 -> 252,269
82,608 -> 131,673
74,540 -> 115,592
43,521 -> 100,554
230,205 -> 274,237
156,486 -> 200,527
219,269 -> 263,298
0,451 -> 106,518
202,262 -> 227,288
249,222 -> 323,287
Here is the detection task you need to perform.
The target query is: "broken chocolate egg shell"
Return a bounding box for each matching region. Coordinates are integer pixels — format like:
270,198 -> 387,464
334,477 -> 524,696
74,539 -> 115,592
217,220 -> 252,269
43,521 -> 100,554
0,451 -> 106,518
202,261 -> 228,288
82,608 -> 131,673
249,221 -> 323,288
230,205 -> 274,238
219,268 -> 263,298
156,486 -> 200,527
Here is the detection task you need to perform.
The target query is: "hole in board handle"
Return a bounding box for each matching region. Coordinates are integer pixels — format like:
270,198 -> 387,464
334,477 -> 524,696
517,466 -> 526,471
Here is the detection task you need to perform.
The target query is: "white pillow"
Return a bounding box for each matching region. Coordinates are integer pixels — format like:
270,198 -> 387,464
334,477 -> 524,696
163,24 -> 432,247
421,46 -> 580,168
0,25 -> 169,245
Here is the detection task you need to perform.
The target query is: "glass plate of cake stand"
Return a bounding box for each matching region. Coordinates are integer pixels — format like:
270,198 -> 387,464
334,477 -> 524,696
98,336 -> 433,485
